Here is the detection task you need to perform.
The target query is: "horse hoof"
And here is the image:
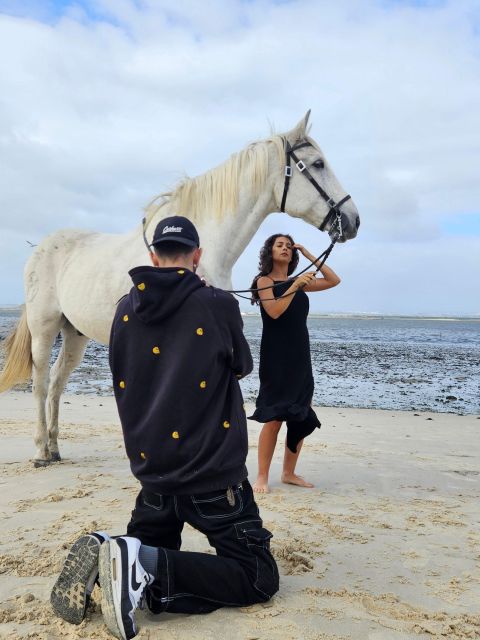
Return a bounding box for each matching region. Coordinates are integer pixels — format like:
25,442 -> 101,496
33,459 -> 51,468
50,452 -> 61,462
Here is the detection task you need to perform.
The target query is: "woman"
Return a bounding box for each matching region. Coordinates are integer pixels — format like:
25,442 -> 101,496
249,234 -> 341,493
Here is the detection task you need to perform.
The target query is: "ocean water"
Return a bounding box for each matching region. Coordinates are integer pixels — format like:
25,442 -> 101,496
1,309 -> 479,415
242,315 -> 480,414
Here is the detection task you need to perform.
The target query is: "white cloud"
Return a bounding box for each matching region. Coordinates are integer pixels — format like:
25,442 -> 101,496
0,0 -> 479,313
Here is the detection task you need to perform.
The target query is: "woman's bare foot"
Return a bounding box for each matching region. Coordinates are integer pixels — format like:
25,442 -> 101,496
253,474 -> 270,493
281,473 -> 314,488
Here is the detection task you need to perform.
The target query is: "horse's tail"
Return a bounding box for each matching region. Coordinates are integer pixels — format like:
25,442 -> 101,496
0,308 -> 32,393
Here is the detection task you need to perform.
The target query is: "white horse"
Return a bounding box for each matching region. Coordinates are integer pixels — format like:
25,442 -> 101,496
0,111 -> 359,466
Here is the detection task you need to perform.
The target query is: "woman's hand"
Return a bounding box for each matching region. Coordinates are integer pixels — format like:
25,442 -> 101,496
293,244 -> 316,264
292,243 -> 307,256
293,272 -> 316,290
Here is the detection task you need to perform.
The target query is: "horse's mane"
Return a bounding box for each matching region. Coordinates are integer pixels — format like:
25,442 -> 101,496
144,134 -> 287,229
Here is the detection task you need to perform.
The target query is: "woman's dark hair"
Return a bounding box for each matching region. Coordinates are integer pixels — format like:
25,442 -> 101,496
250,234 -> 299,305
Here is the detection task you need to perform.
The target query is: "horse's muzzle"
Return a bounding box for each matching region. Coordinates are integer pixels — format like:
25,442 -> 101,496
330,212 -> 360,243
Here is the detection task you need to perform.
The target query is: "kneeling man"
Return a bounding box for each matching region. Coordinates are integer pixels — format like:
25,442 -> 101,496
50,216 -> 279,640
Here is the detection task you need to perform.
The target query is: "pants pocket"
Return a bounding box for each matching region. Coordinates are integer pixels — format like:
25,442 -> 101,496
243,526 -> 272,548
243,526 -> 279,599
191,487 -> 244,519
142,492 -> 165,511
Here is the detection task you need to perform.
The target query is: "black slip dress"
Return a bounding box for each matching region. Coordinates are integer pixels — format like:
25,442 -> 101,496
249,280 -> 320,451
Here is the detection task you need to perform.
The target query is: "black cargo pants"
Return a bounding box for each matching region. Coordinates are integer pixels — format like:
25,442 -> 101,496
126,479 -> 279,614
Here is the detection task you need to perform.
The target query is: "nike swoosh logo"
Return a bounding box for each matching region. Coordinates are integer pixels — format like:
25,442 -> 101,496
131,561 -> 142,591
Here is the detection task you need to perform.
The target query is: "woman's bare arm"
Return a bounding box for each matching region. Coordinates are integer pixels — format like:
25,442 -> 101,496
303,263 -> 340,292
292,244 -> 341,292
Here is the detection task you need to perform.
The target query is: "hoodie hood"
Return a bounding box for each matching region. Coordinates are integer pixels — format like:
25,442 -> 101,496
128,266 -> 205,323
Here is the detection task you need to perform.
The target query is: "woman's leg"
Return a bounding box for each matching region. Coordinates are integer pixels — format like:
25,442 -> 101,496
281,439 -> 314,488
253,420 -> 282,493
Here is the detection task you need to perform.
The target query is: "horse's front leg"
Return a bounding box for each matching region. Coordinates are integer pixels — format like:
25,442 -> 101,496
31,336 -> 53,467
47,324 -> 89,462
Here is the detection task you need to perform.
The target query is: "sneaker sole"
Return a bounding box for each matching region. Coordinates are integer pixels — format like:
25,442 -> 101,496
99,540 -> 130,640
50,535 -> 100,624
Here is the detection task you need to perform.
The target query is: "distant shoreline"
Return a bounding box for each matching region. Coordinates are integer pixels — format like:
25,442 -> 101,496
1,305 -> 479,322
244,313 -> 480,321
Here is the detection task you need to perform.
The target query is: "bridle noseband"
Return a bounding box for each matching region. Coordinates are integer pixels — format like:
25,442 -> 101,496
280,138 -> 351,238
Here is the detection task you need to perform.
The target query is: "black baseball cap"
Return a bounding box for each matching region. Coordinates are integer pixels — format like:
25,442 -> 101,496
151,215 -> 200,249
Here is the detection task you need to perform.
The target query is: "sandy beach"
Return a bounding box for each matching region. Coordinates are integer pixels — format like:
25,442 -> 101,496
0,391 -> 479,639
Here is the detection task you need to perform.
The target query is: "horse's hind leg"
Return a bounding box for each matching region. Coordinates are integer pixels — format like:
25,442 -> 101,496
30,318 -> 64,467
47,322 -> 89,461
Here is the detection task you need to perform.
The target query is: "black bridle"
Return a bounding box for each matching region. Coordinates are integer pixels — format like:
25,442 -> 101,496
280,138 -> 351,236
141,137 -> 351,301
222,138 -> 352,301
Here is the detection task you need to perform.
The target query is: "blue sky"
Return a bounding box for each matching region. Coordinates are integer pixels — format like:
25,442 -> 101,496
440,213 -> 480,236
0,0 -> 101,21
0,0 -> 479,315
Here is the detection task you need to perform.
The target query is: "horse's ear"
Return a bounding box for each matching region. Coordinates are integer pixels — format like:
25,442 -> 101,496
286,110 -> 311,143
303,109 -> 311,131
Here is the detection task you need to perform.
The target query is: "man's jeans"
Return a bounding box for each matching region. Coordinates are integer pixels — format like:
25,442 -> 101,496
126,479 -> 279,614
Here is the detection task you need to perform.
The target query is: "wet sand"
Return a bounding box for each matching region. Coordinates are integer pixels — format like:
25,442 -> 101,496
0,392 -> 479,639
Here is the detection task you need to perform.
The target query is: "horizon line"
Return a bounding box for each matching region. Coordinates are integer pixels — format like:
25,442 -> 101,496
0,304 -> 479,320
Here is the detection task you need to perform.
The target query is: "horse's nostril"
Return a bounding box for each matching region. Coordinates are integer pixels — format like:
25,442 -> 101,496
355,215 -> 360,230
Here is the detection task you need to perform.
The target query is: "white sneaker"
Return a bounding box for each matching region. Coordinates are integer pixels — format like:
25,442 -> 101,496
51,531 -> 110,624
99,536 -> 153,640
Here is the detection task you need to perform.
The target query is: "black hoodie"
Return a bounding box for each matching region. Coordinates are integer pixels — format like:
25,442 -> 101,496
109,266 -> 253,495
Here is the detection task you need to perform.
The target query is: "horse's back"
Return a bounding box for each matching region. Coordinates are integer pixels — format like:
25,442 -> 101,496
25,228 -> 99,275
25,228 -> 144,344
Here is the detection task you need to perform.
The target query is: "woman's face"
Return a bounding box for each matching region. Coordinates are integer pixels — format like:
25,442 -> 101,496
271,236 -> 293,265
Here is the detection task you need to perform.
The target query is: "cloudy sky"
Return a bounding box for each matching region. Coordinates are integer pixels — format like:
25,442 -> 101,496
0,0 -> 479,315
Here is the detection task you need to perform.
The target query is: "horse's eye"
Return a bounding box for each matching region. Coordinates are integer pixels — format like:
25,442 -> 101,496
313,159 -> 325,169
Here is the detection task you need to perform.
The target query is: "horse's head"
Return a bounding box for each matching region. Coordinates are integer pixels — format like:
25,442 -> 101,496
272,110 -> 360,243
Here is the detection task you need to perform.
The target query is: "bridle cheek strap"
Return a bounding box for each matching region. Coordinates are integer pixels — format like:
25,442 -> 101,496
280,140 -> 310,213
